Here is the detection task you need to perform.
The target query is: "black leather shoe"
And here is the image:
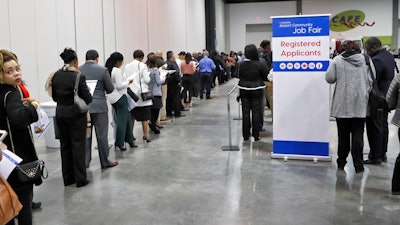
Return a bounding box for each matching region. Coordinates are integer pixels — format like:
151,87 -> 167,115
392,191 -> 400,195
355,167 -> 364,173
32,201 -> 42,209
382,154 -> 387,163
76,180 -> 89,188
363,159 -> 382,165
115,146 -> 127,151
128,143 -> 138,148
101,161 -> 118,169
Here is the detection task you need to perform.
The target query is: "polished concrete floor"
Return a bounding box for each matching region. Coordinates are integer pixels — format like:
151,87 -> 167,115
31,78 -> 400,225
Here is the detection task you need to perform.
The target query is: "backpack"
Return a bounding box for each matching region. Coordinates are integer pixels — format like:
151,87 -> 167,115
366,55 -> 385,120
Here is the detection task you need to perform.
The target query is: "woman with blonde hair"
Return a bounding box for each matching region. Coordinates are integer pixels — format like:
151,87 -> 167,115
0,49 -> 42,225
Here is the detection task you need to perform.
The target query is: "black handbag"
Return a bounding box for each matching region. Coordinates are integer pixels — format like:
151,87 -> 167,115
15,160 -> 48,183
141,92 -> 154,101
4,92 -> 48,183
127,87 -> 139,102
138,64 -> 153,101
74,73 -> 89,113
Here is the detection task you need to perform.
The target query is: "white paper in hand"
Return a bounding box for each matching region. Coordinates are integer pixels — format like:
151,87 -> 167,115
0,149 -> 22,179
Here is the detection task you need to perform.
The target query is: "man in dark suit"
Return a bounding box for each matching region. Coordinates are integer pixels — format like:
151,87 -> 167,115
79,50 -> 118,169
364,37 -> 395,164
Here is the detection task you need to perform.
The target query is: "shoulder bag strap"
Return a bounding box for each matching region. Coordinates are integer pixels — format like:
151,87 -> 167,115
138,63 -> 143,93
4,91 -> 15,153
74,72 -> 81,97
365,55 -> 376,81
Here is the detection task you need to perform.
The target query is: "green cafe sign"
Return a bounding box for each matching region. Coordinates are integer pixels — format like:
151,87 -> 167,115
330,10 -> 366,32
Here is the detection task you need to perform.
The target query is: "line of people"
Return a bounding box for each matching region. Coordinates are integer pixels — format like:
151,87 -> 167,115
325,37 -> 400,195
0,46 -> 246,224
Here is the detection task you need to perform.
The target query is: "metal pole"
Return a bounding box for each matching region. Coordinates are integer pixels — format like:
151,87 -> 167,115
233,90 -> 242,120
227,92 -> 232,146
222,86 -> 240,151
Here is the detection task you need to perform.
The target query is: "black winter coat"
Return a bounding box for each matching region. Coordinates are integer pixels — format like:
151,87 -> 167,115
0,84 -> 41,190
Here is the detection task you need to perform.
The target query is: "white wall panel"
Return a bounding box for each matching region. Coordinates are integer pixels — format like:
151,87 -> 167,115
147,0 -> 170,55
3,0 -> 206,102
75,0 -> 104,64
146,0 -> 194,56
35,0 -> 59,102
215,0 -> 225,52
227,1 -> 296,52
102,0 -> 117,58
8,0 -> 38,98
55,0 -> 76,56
186,0 -> 206,52
136,0 -> 149,53
186,0 -> 206,53
160,0 -> 187,54
114,0 -> 137,62
0,0 -> 11,49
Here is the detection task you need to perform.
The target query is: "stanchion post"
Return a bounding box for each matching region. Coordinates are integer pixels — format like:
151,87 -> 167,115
222,86 -> 240,151
233,90 -> 242,120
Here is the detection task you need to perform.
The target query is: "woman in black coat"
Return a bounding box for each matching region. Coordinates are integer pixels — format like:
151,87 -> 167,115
51,48 -> 92,188
0,49 -> 41,225
237,44 -> 268,141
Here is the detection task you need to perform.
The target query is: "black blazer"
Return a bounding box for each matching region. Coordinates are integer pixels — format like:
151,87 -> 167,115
237,60 -> 268,89
372,49 -> 395,96
52,68 -> 92,118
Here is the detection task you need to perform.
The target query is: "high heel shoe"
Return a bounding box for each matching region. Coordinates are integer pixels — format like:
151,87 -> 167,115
143,136 -> 151,142
149,124 -> 160,134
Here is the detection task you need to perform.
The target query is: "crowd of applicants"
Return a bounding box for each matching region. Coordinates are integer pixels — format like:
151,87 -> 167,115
2,36 -> 400,224
0,46 -> 247,224
326,37 -> 400,195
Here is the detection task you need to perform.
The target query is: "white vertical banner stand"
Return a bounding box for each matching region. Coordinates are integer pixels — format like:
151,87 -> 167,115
271,14 -> 332,162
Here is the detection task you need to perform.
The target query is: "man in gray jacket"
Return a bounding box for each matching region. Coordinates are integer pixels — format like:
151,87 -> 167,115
80,50 -> 118,169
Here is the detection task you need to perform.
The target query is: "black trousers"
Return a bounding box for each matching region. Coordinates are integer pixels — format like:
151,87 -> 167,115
366,112 -> 389,161
240,89 -> 264,139
336,118 -> 365,172
7,185 -> 33,225
199,73 -> 212,98
181,74 -> 194,103
392,128 -> 400,192
56,114 -> 87,186
166,83 -> 181,116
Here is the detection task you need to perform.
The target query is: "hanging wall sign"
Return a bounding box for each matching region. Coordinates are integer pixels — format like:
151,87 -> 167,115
330,10 -> 375,32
